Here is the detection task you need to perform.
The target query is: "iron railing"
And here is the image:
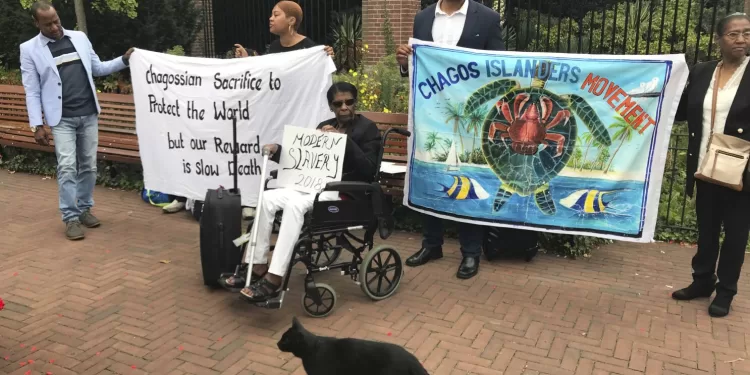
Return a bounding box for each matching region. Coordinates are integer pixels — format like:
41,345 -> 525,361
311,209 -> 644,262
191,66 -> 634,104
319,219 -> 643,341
421,0 -> 746,234
205,0 -> 361,63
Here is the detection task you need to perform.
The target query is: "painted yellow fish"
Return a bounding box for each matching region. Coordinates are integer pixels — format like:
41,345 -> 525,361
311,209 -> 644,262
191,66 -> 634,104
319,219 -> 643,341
559,189 -> 619,214
439,176 -> 490,200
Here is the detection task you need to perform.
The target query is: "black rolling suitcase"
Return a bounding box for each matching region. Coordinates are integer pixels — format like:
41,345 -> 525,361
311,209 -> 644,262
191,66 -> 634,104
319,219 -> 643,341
199,118 -> 243,287
483,227 -> 540,262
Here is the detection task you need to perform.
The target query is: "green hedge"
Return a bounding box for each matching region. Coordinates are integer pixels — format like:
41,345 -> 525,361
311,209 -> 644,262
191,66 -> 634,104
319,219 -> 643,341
0,145 -> 613,258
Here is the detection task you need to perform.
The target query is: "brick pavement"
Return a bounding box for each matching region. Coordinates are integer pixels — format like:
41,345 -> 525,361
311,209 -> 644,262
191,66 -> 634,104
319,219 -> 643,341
1,170 -> 750,375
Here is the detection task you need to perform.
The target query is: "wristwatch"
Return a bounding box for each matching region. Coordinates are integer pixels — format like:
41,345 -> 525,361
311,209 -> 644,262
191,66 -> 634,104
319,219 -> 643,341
31,126 -> 38,133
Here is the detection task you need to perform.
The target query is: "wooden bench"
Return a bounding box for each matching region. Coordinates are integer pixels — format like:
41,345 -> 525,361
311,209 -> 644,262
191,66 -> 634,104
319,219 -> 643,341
0,84 -> 140,164
0,85 -> 409,197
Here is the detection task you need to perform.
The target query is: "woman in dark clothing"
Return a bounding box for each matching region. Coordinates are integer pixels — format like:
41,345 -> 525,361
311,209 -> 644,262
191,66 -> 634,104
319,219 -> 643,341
672,12 -> 750,317
219,82 -> 381,297
233,1 -> 334,57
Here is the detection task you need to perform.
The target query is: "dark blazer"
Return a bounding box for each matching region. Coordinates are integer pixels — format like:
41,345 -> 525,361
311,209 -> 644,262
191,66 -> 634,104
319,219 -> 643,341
271,114 -> 382,183
401,0 -> 505,77
675,60 -> 750,197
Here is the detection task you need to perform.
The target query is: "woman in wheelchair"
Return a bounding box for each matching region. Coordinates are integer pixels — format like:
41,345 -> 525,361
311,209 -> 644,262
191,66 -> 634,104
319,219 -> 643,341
221,82 -> 383,302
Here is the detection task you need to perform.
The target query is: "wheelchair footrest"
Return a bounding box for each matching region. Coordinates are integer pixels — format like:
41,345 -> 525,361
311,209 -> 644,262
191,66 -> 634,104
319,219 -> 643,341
255,299 -> 282,309
254,292 -> 284,309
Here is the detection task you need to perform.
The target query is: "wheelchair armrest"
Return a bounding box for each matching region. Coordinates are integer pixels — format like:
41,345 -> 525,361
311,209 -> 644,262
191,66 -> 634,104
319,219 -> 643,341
264,170 -> 279,190
322,181 -> 378,193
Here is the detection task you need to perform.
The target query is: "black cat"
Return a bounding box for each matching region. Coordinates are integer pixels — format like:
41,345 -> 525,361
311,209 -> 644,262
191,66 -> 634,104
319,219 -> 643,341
277,317 -> 430,375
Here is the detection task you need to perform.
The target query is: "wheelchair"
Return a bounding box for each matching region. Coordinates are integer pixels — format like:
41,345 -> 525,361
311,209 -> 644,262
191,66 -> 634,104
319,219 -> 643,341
220,127 -> 411,317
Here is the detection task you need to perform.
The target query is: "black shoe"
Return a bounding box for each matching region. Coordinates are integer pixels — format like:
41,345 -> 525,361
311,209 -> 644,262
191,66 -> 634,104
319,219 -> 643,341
457,256 -> 480,279
671,282 -> 715,301
405,247 -> 443,267
709,292 -> 733,317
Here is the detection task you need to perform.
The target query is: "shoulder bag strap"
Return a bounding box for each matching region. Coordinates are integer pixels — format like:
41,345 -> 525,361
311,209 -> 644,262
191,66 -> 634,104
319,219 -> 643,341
708,62 -> 722,151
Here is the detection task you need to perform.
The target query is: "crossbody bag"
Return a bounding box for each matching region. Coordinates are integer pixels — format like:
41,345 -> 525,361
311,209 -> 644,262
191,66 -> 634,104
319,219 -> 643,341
694,61 -> 750,192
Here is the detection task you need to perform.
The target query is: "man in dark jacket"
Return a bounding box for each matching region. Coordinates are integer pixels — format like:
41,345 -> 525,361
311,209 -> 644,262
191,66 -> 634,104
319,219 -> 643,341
397,0 -> 527,280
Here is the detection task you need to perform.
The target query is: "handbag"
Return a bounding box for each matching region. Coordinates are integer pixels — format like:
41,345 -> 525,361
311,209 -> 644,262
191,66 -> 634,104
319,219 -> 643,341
694,61 -> 750,192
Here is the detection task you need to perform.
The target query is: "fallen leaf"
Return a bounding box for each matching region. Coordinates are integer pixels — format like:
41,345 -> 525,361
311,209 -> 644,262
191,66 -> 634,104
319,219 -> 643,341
159,260 -> 171,264
725,358 -> 745,363
666,285 -> 674,289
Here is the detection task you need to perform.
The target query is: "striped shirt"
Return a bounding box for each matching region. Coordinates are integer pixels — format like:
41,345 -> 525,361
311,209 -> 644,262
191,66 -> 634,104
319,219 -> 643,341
46,36 -> 97,117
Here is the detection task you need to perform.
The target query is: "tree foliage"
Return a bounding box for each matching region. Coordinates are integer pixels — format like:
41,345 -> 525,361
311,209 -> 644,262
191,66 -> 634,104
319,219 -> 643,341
2,0 -> 200,69
20,0 -> 138,18
502,0 -> 743,65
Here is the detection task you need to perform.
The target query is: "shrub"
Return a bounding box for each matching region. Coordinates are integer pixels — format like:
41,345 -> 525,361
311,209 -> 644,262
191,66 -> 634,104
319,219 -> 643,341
334,48 -> 409,114
0,67 -> 22,85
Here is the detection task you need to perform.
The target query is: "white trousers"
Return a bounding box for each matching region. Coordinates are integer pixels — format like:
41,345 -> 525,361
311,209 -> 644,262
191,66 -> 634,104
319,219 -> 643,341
246,188 -> 339,277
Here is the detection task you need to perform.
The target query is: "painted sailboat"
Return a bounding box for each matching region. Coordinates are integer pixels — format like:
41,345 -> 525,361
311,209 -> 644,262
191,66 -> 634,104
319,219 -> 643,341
446,139 -> 461,172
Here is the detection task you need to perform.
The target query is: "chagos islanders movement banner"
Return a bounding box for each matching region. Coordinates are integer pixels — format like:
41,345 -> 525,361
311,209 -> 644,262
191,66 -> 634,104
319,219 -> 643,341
129,47 -> 336,207
404,39 -> 689,242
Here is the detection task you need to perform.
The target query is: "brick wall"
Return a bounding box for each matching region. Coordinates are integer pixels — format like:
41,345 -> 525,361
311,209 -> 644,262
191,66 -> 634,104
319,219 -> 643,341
190,0 -> 213,57
362,0 -> 421,65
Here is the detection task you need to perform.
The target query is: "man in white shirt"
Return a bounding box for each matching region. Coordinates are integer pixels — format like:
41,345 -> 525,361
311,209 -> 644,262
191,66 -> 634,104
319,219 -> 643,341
397,0 -> 526,280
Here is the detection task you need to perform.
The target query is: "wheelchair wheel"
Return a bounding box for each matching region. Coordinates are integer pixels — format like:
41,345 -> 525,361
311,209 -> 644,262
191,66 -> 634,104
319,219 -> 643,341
310,238 -> 342,268
301,283 -> 337,318
360,246 -> 403,301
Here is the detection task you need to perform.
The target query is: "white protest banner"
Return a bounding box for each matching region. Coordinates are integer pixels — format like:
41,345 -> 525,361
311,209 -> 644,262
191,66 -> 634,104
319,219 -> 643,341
276,125 -> 347,193
128,47 -> 336,207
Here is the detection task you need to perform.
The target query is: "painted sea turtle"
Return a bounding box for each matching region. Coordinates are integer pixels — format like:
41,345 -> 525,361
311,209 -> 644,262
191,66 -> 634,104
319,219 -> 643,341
463,72 -> 612,215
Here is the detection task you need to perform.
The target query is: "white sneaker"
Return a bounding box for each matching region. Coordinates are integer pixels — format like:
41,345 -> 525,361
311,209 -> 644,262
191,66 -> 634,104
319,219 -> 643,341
163,200 -> 185,214
242,207 -> 256,219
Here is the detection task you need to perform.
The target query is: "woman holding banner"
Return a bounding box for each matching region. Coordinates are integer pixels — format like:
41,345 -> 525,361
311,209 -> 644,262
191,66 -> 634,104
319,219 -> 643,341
672,12 -> 750,317
233,0 -> 334,220
220,82 -> 382,301
233,1 -> 334,58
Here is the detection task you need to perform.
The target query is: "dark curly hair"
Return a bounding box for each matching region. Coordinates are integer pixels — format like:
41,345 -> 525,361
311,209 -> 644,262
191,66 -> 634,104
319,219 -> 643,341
326,82 -> 358,104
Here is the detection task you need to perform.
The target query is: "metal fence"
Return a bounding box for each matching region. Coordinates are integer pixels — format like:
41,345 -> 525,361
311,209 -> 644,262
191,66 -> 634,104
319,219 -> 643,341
204,0 -> 361,60
422,0 -> 745,235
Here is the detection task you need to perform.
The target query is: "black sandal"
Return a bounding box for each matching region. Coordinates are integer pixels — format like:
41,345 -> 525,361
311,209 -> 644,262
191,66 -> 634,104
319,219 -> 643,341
218,266 -> 267,292
240,278 -> 281,302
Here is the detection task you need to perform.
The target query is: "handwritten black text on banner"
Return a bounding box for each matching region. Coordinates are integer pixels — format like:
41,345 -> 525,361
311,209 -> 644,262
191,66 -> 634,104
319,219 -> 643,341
277,126 -> 346,193
129,47 -> 337,206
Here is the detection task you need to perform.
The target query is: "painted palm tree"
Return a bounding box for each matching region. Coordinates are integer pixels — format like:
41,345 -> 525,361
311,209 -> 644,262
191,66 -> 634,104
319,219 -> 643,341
464,107 -> 486,163
442,102 -> 466,155
579,132 -> 594,171
604,116 -> 635,174
424,131 -> 446,160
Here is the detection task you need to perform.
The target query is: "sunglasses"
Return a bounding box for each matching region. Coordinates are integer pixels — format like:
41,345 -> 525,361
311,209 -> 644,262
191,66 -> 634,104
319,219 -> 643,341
332,99 -> 356,108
